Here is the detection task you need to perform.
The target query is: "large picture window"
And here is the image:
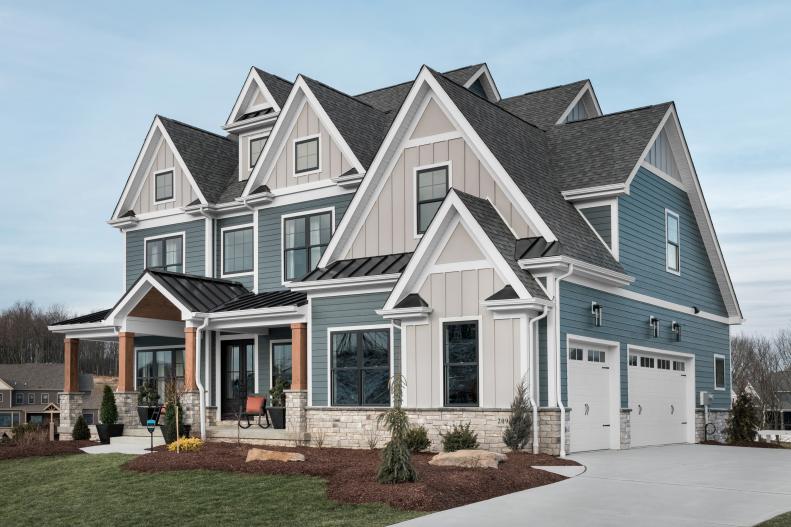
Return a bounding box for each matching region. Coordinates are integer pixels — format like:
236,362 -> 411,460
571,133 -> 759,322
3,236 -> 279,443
223,226 -> 254,275
416,165 -> 448,234
443,321 -> 479,407
666,210 -> 680,273
154,170 -> 174,202
136,349 -> 185,402
331,329 -> 390,406
271,342 -> 292,390
294,137 -> 319,174
283,211 -> 332,281
146,235 -> 183,273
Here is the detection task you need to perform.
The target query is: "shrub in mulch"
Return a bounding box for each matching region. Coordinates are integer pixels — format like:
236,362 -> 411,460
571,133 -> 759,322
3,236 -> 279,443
0,440 -> 93,461
124,442 -> 579,511
702,440 -> 788,449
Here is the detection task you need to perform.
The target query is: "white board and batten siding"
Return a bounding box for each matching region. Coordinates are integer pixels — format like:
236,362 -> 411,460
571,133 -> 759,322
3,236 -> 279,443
131,137 -> 198,214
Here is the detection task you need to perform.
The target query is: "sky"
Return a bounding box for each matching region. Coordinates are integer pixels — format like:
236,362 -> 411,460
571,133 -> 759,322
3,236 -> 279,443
0,1 -> 789,336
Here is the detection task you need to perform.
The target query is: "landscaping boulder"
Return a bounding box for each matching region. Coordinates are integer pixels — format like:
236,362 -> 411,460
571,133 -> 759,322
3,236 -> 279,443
245,448 -> 305,463
429,449 -> 507,469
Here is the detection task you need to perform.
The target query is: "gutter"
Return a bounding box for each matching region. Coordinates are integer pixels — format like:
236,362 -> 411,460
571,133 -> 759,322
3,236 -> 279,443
555,262 -> 574,457
194,317 -> 210,440
528,306 -> 548,454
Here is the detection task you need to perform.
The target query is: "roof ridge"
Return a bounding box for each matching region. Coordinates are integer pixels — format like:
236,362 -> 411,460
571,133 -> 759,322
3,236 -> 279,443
147,268 -> 245,287
354,79 -> 413,97
442,63 -> 485,75
157,115 -> 233,142
556,102 -> 673,125
501,79 -> 588,100
300,75 -> 382,113
252,66 -> 294,87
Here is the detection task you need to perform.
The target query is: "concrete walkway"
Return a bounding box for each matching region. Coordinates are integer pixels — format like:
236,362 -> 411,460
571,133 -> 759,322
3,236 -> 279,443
81,434 -> 164,455
396,445 -> 791,527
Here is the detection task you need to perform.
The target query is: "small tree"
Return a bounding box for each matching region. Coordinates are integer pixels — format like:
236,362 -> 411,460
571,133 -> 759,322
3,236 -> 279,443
377,375 -> 417,484
162,379 -> 185,447
72,415 -> 90,441
503,379 -> 532,451
99,385 -> 118,425
727,390 -> 760,443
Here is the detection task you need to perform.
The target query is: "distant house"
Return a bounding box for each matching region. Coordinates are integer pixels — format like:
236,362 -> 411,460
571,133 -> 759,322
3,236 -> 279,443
0,363 -> 111,435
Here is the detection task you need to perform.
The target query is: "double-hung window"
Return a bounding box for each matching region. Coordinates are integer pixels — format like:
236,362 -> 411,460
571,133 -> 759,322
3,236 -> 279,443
249,136 -> 266,169
41,393 -> 49,404
154,170 -> 174,202
416,165 -> 449,234
443,321 -> 479,406
666,210 -> 680,273
146,235 -> 183,273
223,226 -> 254,275
283,211 -> 331,281
330,329 -> 390,406
295,137 -> 319,174
27,393 -> 35,404
15,392 -> 23,405
714,355 -> 726,390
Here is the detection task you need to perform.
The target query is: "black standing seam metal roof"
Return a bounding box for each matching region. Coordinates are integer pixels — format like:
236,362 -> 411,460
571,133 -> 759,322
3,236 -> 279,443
210,290 -> 307,312
300,253 -> 413,282
147,270 -> 249,313
52,309 -> 112,326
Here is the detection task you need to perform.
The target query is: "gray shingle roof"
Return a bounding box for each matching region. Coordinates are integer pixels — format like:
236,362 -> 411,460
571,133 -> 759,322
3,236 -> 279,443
301,76 -> 391,170
547,103 -> 672,191
158,116 -> 238,203
432,69 -> 624,274
252,67 -> 294,109
498,80 -> 588,129
0,363 -> 93,392
454,191 -> 547,300
394,293 -> 429,309
515,237 -> 562,259
300,252 -> 412,282
442,64 -> 486,85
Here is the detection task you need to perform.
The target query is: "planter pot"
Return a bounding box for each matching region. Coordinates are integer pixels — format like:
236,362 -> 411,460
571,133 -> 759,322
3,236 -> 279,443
268,407 -> 286,429
137,406 -> 161,426
96,424 -> 124,444
160,424 -> 191,444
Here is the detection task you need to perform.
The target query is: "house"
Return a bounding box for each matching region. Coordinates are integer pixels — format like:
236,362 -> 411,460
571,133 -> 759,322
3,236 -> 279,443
0,363 -> 107,436
49,63 -> 741,454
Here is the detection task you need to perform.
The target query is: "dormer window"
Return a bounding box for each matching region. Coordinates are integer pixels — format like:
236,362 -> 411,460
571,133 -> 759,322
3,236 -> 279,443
294,136 -> 319,174
416,164 -> 449,235
249,136 -> 266,169
154,170 -> 174,202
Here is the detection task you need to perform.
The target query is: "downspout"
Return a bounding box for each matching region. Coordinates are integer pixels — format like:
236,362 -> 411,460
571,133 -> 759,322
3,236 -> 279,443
195,317 -> 210,440
555,263 -> 574,457
529,306 -> 548,454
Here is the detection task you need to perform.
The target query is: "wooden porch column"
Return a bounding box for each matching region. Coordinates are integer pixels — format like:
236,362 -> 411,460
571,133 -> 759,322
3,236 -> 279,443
290,323 -> 308,391
184,326 -> 197,391
117,332 -> 135,392
63,338 -> 80,392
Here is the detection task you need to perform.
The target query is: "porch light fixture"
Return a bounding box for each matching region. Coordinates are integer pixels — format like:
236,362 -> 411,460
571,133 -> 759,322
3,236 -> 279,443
671,321 -> 681,341
649,316 -> 659,338
591,302 -> 603,327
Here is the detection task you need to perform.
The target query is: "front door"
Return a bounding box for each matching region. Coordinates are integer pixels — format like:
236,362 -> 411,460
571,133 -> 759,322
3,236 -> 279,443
221,339 -> 255,419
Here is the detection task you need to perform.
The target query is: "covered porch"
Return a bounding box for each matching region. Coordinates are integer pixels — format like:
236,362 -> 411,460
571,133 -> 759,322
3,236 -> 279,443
49,270 -> 310,443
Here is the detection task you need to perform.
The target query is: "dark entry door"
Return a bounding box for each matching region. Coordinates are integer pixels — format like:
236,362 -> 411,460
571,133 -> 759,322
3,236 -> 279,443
221,339 -> 255,419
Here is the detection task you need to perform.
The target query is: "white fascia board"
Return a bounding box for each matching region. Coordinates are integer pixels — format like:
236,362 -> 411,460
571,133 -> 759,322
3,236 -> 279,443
223,112 -> 279,134
111,118 -> 160,220
122,317 -> 184,339
555,81 -> 602,125
225,67 -> 282,128
155,117 -> 209,205
287,274 -> 400,294
107,274 -> 194,323
623,106 -> 674,190
463,64 -> 501,102
519,256 -> 634,288
47,322 -> 118,339
320,67 -> 555,268
481,298 -> 551,316
561,183 -> 628,202
376,307 -> 432,321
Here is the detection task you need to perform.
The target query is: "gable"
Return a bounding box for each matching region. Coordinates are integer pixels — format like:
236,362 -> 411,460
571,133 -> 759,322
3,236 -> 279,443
409,98 -> 457,139
436,222 -> 483,264
129,135 -> 199,214
225,68 -> 285,128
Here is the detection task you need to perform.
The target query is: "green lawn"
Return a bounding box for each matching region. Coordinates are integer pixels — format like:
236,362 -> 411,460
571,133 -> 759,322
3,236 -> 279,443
0,454 -> 423,527
758,512 -> 791,527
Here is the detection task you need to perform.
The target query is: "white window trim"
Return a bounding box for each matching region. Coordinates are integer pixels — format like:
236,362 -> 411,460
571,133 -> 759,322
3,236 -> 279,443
325,324 -> 393,408
413,160 -> 452,240
280,206 -> 335,285
713,353 -> 726,391
665,208 -> 681,275
152,167 -> 177,205
438,315 -> 482,408
269,339 -> 292,393
143,231 -> 186,273
245,132 -> 269,174
292,133 -> 322,177
576,198 -> 619,260
132,345 -> 186,391
220,223 -> 255,278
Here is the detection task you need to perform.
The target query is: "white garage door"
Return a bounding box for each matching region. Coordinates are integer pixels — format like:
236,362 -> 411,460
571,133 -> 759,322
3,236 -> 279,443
568,346 -> 612,452
629,352 -> 690,447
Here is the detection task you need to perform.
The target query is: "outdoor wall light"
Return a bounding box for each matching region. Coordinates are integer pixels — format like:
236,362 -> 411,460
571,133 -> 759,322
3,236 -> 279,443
591,302 -> 603,327
649,316 -> 659,338
671,321 -> 681,341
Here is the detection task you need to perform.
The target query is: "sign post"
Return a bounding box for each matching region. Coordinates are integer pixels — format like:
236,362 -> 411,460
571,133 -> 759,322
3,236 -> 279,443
146,419 -> 156,453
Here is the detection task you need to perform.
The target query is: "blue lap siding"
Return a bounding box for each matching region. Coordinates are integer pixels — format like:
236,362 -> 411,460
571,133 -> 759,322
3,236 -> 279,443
215,214 -> 254,291
619,168 -> 727,315
559,281 -> 731,409
310,292 -> 400,407
125,219 -> 206,289
257,193 -> 354,292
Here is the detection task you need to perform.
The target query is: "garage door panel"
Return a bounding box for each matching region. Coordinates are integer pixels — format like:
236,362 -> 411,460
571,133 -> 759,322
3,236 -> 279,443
569,347 -> 613,452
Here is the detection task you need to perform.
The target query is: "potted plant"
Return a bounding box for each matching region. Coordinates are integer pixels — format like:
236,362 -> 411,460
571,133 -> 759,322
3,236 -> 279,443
96,385 -> 124,444
137,381 -> 161,426
268,377 -> 287,429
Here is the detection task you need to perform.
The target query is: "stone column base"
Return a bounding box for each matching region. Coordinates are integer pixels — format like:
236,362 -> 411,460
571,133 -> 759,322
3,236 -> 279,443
180,391 -> 201,427
58,392 -> 84,441
620,409 -> 632,449
115,392 -> 139,427
537,407 -> 571,456
696,408 -> 730,443
285,390 -> 308,434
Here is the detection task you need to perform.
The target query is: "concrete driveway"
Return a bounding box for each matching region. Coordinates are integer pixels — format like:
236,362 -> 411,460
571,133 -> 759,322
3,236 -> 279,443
395,445 -> 791,527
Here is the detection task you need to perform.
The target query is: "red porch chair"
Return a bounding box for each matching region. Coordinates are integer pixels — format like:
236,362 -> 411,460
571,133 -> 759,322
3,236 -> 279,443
239,395 -> 270,429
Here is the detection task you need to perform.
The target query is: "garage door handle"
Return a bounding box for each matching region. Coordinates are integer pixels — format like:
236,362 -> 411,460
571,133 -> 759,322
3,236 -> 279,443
584,403 -> 590,415
670,404 -> 675,415
638,404 -> 642,415
602,424 -> 610,427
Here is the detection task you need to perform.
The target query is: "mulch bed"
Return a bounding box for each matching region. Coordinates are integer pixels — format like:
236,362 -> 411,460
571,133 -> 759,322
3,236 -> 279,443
124,442 -> 579,511
702,440 -> 788,449
0,440 -> 94,461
